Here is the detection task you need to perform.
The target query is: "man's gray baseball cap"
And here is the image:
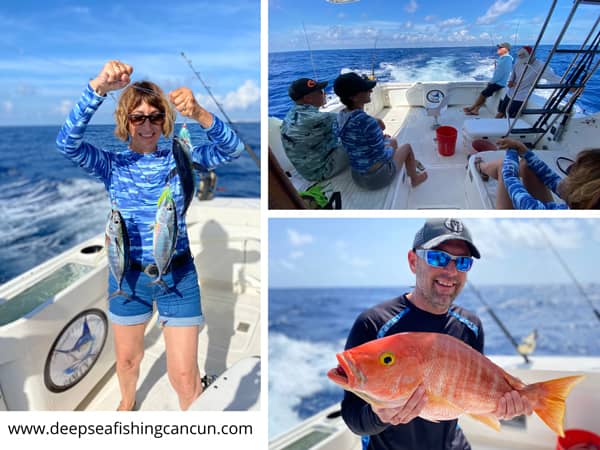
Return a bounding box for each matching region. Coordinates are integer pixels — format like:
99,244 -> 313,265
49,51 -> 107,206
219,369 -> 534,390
413,218 -> 480,258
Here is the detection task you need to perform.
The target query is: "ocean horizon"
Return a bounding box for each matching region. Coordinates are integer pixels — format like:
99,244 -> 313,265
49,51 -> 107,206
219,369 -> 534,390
269,45 -> 600,118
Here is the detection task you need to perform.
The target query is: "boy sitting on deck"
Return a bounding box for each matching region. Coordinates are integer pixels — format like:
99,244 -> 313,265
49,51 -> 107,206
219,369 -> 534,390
280,78 -> 349,182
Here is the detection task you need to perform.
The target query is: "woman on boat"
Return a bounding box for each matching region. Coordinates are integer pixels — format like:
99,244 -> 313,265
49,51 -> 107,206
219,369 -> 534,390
475,138 -> 600,209
333,72 -> 427,191
56,60 -> 244,410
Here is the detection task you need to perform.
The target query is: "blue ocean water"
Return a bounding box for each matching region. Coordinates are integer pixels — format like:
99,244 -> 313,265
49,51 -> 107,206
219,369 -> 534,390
0,122 -> 259,284
268,285 -> 600,438
269,46 -> 600,118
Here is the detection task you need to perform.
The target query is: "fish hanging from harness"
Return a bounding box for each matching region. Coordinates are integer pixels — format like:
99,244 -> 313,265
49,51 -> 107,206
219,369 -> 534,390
171,123 -> 198,216
105,209 -> 131,300
168,123 -> 217,212
150,187 -> 178,291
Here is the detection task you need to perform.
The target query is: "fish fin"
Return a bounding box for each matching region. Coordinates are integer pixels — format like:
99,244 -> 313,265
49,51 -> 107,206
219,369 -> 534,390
425,393 -> 465,417
527,375 -> 585,438
467,413 -> 501,431
108,290 -> 131,301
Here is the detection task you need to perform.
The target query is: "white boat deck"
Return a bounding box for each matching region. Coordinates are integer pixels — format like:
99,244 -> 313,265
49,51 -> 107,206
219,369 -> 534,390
269,81 -> 594,209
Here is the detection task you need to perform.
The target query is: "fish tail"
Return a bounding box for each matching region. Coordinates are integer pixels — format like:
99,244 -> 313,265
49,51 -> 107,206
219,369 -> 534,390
528,375 -> 585,437
108,290 -> 131,301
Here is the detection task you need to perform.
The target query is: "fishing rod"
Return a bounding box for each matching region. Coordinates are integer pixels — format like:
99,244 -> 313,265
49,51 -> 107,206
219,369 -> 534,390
370,36 -> 378,81
468,282 -> 531,364
539,228 -> 600,322
302,22 -> 318,80
180,52 -> 260,167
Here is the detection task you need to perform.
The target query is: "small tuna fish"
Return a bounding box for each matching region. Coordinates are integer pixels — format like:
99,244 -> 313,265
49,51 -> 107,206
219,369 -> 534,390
172,126 -> 197,216
151,187 -> 178,291
105,209 -> 130,300
327,332 -> 584,437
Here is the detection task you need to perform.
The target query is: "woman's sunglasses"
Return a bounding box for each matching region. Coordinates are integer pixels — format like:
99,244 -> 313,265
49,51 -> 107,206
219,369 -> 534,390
415,249 -> 474,272
556,156 -> 575,176
127,112 -> 165,126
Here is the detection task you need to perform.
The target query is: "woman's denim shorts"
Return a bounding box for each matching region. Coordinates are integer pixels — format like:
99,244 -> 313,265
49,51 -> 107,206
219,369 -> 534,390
108,259 -> 204,327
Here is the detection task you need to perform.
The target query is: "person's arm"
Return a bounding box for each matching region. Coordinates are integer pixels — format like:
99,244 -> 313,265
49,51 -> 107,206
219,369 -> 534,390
170,88 -> 244,170
521,150 -> 562,194
56,60 -> 133,183
502,149 -> 551,210
55,84 -> 113,183
361,114 -> 393,160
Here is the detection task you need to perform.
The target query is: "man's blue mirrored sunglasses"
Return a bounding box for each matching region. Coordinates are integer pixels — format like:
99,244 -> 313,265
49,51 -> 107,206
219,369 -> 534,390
415,249 -> 474,272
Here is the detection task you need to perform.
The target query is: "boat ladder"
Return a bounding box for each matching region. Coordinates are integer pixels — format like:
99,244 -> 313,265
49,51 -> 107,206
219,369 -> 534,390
507,0 -> 600,146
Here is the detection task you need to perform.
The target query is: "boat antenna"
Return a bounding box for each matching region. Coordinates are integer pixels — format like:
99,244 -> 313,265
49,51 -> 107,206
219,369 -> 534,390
180,52 -> 260,167
539,228 -> 600,322
468,282 -> 531,363
514,19 -> 521,47
302,21 -> 318,80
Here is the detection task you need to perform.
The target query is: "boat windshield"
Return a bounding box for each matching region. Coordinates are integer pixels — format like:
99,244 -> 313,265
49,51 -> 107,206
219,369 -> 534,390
0,263 -> 93,327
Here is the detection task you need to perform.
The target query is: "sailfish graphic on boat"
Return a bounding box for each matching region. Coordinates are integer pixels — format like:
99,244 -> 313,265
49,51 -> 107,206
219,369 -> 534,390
53,318 -> 97,375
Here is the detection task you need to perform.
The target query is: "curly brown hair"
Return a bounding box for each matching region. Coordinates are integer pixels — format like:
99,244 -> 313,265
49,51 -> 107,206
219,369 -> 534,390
561,148 -> 600,209
114,81 -> 175,141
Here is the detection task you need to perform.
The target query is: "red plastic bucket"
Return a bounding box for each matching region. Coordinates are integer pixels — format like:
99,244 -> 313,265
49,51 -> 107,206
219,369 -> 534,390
556,429 -> 600,450
436,126 -> 458,156
472,139 -> 497,152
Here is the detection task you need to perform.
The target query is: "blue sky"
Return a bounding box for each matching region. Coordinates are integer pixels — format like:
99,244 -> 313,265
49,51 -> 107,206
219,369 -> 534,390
0,1 -> 259,125
269,218 -> 600,288
269,0 -> 598,52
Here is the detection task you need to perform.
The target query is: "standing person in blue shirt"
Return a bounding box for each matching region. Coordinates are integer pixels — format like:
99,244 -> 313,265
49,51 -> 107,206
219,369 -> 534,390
334,72 -> 428,191
464,43 -> 513,116
56,60 -> 245,411
280,78 -> 349,182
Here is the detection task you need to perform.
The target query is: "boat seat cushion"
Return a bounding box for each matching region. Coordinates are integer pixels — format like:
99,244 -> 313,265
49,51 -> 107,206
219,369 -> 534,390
463,118 -> 530,137
462,118 -> 535,153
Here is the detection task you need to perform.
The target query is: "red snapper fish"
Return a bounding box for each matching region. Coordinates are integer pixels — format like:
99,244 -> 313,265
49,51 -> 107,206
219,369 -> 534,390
327,332 -> 584,437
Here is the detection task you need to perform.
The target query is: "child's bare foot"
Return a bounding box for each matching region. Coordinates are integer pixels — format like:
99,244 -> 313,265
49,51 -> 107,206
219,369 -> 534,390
411,171 -> 428,187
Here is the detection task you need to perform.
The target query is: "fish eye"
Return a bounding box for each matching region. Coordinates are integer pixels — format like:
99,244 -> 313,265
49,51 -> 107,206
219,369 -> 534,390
379,352 -> 395,366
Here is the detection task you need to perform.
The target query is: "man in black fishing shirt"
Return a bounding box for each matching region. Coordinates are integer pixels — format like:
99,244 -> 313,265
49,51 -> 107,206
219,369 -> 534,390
341,218 -> 533,450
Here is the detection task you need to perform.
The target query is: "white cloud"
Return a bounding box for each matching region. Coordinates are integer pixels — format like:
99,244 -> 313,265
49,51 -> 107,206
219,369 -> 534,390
3,101 -> 14,113
468,219 -> 584,258
405,0 -> 418,13
221,79 -> 260,110
439,17 -> 465,28
335,239 -> 372,268
288,229 -> 314,247
476,0 -> 522,25
337,12 -> 346,19
424,15 -> 436,22
196,79 -> 259,112
290,250 -> 304,260
56,99 -> 73,116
